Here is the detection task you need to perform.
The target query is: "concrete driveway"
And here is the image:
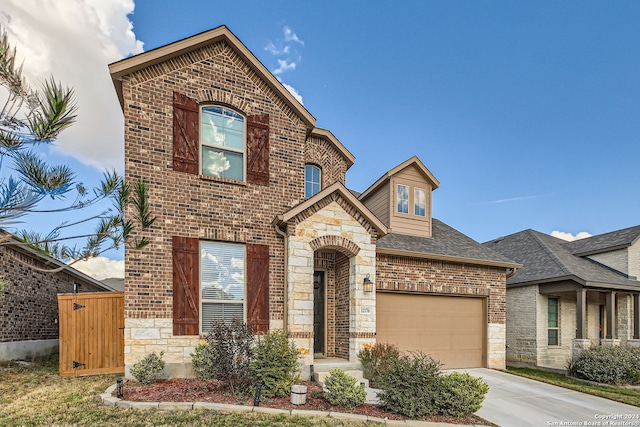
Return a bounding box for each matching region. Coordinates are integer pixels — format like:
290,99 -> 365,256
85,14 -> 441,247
460,368 -> 640,427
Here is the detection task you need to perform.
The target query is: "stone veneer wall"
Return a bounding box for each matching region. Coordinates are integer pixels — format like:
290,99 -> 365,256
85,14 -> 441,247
120,39 -> 351,376
506,285 -> 538,365
536,294 -> 576,369
375,254 -> 507,368
286,200 -> 377,369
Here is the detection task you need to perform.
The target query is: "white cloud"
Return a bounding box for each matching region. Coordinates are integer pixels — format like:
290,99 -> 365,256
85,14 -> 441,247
0,0 -> 144,171
283,26 -> 304,45
282,83 -> 303,104
72,256 -> 124,279
551,231 -> 593,242
274,59 -> 296,75
264,42 -> 290,55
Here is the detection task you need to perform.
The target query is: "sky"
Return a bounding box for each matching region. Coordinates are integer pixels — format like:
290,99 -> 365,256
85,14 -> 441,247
1,0 -> 640,279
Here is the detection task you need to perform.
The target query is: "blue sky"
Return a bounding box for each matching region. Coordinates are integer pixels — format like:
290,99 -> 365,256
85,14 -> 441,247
2,1 -> 640,277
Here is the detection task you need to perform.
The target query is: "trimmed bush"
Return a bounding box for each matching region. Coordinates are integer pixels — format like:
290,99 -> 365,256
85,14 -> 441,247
377,351 -> 442,417
358,342 -> 400,387
324,368 -> 367,410
568,345 -> 640,384
190,341 -> 220,380
436,372 -> 489,416
190,319 -> 254,395
251,329 -> 300,398
131,352 -> 165,385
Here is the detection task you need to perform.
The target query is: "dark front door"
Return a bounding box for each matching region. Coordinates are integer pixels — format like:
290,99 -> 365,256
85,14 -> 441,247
313,271 -> 325,354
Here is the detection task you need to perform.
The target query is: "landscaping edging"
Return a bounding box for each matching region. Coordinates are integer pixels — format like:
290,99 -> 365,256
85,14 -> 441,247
101,384 -> 487,426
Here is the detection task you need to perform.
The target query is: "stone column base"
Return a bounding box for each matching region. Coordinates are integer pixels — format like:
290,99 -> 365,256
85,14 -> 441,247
627,339 -> 640,348
601,339 -> 622,346
572,338 -> 592,360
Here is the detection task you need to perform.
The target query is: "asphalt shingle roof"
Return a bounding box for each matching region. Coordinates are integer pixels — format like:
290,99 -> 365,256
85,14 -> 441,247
564,225 -> 640,256
484,229 -> 640,289
377,219 -> 518,266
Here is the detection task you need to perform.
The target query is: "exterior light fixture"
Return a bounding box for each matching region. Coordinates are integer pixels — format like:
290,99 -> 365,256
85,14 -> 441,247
363,274 -> 373,293
116,377 -> 124,398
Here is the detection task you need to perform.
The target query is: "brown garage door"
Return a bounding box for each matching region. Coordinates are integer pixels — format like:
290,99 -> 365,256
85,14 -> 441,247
376,293 -> 486,369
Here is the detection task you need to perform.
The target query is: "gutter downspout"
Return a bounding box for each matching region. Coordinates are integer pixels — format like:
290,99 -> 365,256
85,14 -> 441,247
274,223 -> 289,333
506,267 -> 518,279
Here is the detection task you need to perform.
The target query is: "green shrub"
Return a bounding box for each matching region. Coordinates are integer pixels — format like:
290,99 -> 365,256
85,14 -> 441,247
377,351 -> 442,417
568,345 -> 640,384
358,342 -> 400,387
323,368 -> 366,410
435,372 -> 489,416
191,319 -> 254,395
190,342 -> 220,380
250,329 -> 300,399
130,352 -> 165,385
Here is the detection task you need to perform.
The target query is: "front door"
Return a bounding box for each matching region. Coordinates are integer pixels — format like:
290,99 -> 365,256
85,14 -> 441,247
313,271 -> 325,354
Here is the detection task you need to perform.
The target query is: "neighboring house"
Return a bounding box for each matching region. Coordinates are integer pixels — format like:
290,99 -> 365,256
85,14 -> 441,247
0,234 -> 116,361
484,227 -> 640,370
109,26 -> 519,379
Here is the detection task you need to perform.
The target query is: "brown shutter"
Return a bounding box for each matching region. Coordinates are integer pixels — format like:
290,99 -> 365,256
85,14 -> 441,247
246,243 -> 269,333
173,92 -> 199,174
172,236 -> 200,335
246,114 -> 270,185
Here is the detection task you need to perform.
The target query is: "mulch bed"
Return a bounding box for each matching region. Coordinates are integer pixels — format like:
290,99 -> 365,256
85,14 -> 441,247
117,379 -> 488,425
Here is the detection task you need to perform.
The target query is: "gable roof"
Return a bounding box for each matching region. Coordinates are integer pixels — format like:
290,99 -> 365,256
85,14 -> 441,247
109,25 -> 315,129
358,156 -> 440,201
377,219 -> 520,268
484,229 -> 640,290
1,232 -> 117,292
310,128 -> 355,169
564,224 -> 640,256
274,181 -> 389,236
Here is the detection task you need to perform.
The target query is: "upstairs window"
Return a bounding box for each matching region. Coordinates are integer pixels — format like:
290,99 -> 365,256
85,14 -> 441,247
305,164 -> 322,198
414,188 -> 426,217
548,297 -> 559,346
397,184 -> 409,214
200,106 -> 245,181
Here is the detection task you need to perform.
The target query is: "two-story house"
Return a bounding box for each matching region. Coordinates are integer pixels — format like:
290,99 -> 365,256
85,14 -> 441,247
109,26 -> 519,379
485,226 -> 640,370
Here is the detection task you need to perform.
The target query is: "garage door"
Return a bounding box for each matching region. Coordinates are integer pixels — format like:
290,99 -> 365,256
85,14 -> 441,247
376,293 -> 485,369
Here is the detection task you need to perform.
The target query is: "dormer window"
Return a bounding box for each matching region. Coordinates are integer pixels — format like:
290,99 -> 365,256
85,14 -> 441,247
305,164 -> 321,198
200,105 -> 245,180
397,184 -> 409,214
414,188 -> 426,217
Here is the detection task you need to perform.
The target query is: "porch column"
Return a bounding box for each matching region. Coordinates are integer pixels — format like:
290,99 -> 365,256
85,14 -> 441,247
606,291 -> 616,339
576,288 -> 586,339
634,294 -> 640,340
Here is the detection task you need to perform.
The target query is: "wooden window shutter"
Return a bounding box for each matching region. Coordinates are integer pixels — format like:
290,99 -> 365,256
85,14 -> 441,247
173,92 -> 199,174
246,114 -> 270,185
172,236 -> 200,335
246,244 -> 269,333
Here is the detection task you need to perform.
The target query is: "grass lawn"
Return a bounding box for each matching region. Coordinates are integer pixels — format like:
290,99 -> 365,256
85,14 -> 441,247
0,356 -> 367,427
506,366 -> 640,407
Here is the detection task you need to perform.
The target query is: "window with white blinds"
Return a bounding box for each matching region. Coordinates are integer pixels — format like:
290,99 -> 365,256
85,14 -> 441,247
200,241 -> 245,332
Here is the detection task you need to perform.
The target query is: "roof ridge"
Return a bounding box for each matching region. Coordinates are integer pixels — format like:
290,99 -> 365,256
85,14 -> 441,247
528,230 -> 572,277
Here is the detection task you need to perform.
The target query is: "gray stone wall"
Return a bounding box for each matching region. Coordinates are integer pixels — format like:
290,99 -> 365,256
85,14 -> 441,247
506,285 -> 538,365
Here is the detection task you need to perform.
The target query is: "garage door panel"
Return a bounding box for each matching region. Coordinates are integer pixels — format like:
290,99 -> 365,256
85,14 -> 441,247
376,293 -> 485,369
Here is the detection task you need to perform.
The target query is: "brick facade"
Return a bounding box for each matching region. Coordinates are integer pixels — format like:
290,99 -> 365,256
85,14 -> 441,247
0,245 -> 106,343
120,38 -> 351,373
375,254 -> 506,324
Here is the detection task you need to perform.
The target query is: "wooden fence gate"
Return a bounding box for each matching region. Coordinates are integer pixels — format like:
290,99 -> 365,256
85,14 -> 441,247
58,292 -> 124,376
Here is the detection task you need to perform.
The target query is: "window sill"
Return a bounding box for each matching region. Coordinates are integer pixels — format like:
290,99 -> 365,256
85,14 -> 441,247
199,174 -> 247,187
